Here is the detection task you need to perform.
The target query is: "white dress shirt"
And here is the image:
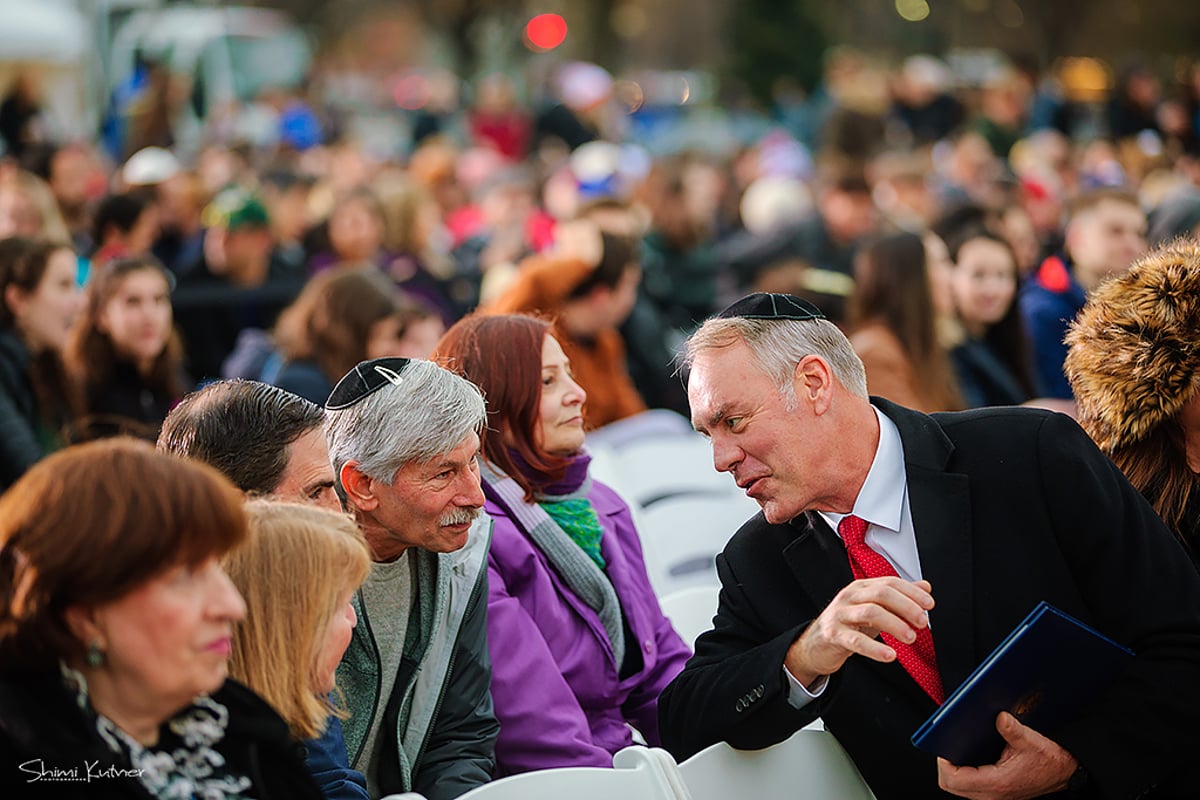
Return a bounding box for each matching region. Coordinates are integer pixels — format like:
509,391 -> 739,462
785,405 -> 927,707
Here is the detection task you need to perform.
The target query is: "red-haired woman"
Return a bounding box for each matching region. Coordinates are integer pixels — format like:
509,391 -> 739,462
432,313 -> 690,777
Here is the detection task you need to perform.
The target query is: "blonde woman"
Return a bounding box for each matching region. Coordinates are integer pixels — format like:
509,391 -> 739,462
223,500 -> 373,800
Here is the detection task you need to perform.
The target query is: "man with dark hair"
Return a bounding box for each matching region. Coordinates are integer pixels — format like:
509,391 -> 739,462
173,188 -> 304,381
91,191 -> 160,267
159,378 -> 361,797
156,378 -> 337,508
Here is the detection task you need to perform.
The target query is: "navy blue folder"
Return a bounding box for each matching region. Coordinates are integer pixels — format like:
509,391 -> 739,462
911,601 -> 1134,767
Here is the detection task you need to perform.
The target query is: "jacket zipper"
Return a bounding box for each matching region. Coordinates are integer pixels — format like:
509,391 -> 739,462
412,558 -> 487,767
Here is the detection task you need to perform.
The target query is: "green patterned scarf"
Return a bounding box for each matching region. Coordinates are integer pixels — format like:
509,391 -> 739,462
480,452 -> 626,667
539,497 -> 606,569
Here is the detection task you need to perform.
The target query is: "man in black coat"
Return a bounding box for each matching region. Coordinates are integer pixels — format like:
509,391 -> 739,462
659,292 -> 1200,799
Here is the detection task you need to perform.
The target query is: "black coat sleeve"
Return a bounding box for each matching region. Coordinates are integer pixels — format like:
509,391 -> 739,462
0,377 -> 45,490
658,547 -> 818,761
1034,412 -> 1200,798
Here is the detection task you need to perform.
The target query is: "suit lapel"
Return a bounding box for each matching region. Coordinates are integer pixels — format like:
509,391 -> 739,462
782,513 -> 852,611
876,398 -> 977,696
907,462 -> 975,695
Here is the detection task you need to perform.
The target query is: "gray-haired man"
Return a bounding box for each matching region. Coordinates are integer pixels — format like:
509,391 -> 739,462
324,357 -> 497,800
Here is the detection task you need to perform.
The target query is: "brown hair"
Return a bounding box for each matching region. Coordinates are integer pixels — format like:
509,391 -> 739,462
1114,423 -> 1195,539
849,231 -> 963,410
0,236 -> 71,330
375,174 -> 433,256
0,236 -> 80,429
947,227 -> 1038,398
0,438 -> 247,673
433,314 -> 569,501
224,500 -> 371,739
65,256 -> 185,428
639,156 -> 709,250
1068,187 -> 1140,220
274,268 -> 401,385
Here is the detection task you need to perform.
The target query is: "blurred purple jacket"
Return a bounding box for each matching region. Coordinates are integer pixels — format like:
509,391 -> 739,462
484,479 -> 691,776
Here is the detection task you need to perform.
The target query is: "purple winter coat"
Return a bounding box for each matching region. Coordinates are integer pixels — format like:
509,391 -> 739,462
484,478 -> 691,776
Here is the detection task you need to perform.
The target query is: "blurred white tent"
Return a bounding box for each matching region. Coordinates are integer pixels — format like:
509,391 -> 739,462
0,1 -> 87,63
0,0 -> 93,141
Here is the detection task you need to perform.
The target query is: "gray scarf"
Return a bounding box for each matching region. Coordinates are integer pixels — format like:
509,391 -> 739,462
481,462 -> 626,667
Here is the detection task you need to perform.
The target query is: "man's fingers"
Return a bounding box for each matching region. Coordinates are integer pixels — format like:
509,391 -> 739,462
845,576 -> 934,614
839,582 -> 932,635
833,627 -> 897,664
799,577 -> 938,675
838,602 -> 921,645
997,711 -> 1020,738
937,758 -> 988,799
996,711 -> 1042,748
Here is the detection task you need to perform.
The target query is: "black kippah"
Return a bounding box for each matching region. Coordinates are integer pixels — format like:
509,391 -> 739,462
326,357 -> 414,410
715,292 -> 827,321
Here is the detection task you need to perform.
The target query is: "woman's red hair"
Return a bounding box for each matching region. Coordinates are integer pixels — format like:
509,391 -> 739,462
433,314 -> 571,501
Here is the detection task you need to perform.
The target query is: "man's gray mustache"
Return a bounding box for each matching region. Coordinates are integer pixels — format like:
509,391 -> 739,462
440,506 -> 482,526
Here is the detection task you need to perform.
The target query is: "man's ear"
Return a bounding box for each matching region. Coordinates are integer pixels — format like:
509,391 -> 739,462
340,461 -> 379,512
794,355 -> 834,413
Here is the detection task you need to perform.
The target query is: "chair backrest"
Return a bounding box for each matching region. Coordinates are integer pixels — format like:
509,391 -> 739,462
659,584 -> 721,649
638,494 -> 759,596
604,434 -> 730,509
585,409 -> 696,452
454,745 -> 693,800
678,729 -> 875,800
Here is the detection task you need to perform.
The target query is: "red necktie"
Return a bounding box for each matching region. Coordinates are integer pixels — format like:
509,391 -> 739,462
838,514 -> 944,704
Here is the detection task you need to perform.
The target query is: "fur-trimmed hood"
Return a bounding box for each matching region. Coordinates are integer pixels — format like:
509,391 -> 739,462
1065,237 -> 1200,453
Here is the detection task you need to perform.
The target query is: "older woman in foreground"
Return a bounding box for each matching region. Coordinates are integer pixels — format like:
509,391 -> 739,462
0,438 -> 322,799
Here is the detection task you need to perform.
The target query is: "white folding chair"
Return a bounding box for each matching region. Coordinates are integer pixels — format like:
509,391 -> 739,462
606,434 -> 731,509
585,409 -> 696,452
659,584 -> 720,649
454,745 -> 692,800
637,493 -> 759,597
678,728 -> 875,800
585,441 -> 626,497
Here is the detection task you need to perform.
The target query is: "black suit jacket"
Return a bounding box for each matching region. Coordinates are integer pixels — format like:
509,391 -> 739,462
659,400 -> 1200,799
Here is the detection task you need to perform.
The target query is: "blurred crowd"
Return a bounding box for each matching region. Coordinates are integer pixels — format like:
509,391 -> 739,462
3,46 -> 1200,487
7,39 -> 1200,800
